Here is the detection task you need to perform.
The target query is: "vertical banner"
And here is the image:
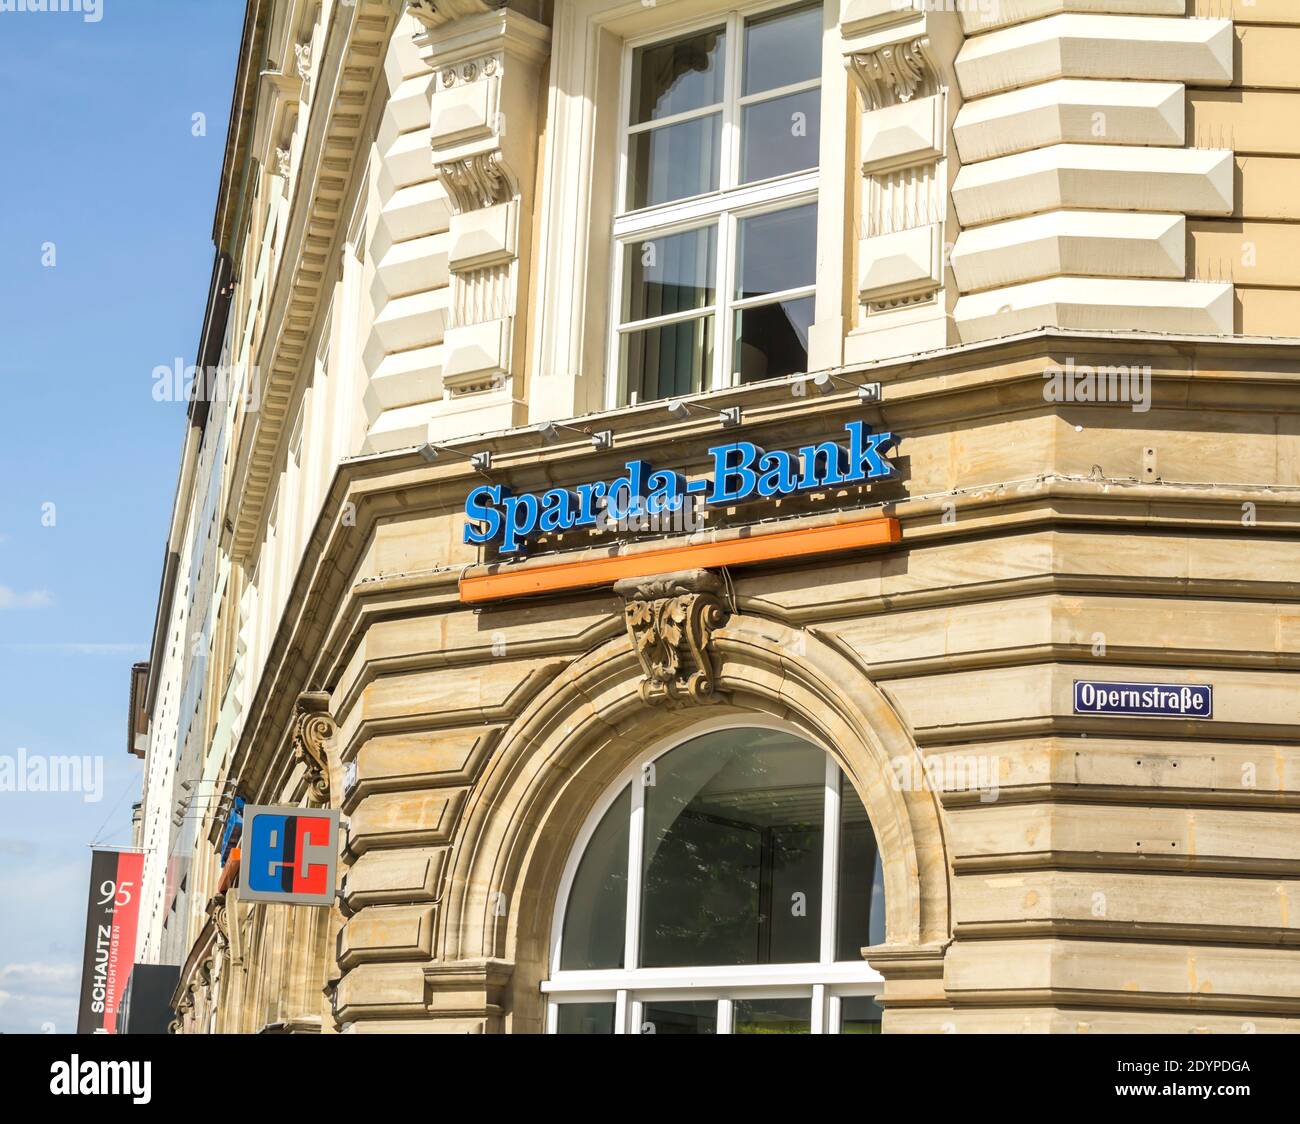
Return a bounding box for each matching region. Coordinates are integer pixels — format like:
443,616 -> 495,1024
76,849 -> 145,1034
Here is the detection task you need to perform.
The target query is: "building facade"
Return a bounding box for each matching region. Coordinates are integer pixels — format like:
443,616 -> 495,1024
132,0 -> 1300,1034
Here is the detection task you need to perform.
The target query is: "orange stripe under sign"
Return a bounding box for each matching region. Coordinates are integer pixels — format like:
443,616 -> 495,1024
459,517 -> 900,604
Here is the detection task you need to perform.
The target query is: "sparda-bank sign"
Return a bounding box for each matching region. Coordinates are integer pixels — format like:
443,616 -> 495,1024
465,420 -> 898,554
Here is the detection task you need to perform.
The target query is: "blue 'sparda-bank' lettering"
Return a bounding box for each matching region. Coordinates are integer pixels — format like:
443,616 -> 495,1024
465,420 -> 898,554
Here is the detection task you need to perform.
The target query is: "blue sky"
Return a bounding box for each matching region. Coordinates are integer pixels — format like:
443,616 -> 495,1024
0,0 -> 243,1033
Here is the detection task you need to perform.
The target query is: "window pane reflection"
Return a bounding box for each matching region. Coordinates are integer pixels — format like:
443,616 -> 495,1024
622,225 -> 717,324
836,775 -> 886,960
743,4 -> 822,96
556,1003 -> 616,1035
641,1000 -> 718,1034
840,995 -> 884,1034
734,997 -> 811,1034
736,205 -> 817,299
561,785 -> 630,970
640,729 -> 825,968
632,28 -> 725,125
734,296 -> 814,384
741,88 -> 821,183
622,315 -> 714,403
627,113 -> 722,210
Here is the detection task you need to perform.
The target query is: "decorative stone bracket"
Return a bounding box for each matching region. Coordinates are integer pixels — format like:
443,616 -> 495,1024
846,35 -> 938,112
844,27 -> 948,331
410,2 -> 550,398
614,570 -> 732,707
207,894 -> 230,953
292,691 -> 336,806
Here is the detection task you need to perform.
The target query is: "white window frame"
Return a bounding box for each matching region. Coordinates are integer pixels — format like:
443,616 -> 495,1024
605,0 -> 825,410
543,715 -> 885,1035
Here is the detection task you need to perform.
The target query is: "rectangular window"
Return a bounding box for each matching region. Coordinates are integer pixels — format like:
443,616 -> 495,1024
612,2 -> 823,406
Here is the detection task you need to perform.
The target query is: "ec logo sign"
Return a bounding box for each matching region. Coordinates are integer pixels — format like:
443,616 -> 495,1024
238,806 -> 340,906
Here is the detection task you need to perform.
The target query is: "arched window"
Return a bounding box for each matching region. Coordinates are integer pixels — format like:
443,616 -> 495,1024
546,723 -> 887,1034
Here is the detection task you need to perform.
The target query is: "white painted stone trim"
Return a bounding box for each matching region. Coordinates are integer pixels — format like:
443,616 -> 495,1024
955,14 -> 1233,99
839,0 -> 923,38
951,144 -> 1234,227
951,211 -> 1185,293
373,233 -> 451,302
859,222 -> 944,302
861,93 -> 946,173
959,0 -> 1184,36
953,277 -> 1234,342
442,317 -> 510,386
448,200 -> 518,271
379,181 -> 452,244
953,78 -> 1184,164
365,345 -> 447,411
372,289 -> 452,354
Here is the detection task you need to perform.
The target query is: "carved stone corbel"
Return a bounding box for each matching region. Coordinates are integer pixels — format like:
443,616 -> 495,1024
412,3 -> 550,397
846,36 -> 937,110
207,894 -> 230,953
291,692 -> 335,806
437,151 -> 513,214
614,570 -> 731,706
294,40 -> 313,99
844,29 -> 948,332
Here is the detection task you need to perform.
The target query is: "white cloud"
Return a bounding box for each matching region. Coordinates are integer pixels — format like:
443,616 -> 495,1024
0,994 -> 77,1034
0,961 -> 78,987
0,586 -> 53,610
0,962 -> 80,1032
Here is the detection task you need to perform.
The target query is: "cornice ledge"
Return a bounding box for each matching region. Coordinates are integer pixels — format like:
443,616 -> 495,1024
228,0 -> 400,564
422,956 -> 515,985
407,0 -> 547,36
407,0 -> 504,31
422,957 -> 515,1018
865,941 -> 950,980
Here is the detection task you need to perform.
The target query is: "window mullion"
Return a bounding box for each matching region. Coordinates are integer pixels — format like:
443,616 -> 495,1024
607,237 -> 625,411
618,305 -> 713,335
721,11 -> 741,194
732,284 -> 817,312
811,983 -> 827,1034
820,757 -> 841,964
714,12 -> 743,392
737,75 -> 822,107
613,172 -> 817,239
624,768 -> 646,971
716,209 -> 734,391
626,101 -> 723,135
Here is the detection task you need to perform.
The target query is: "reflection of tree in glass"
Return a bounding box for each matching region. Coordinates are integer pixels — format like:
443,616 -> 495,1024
733,998 -> 812,1034
641,741 -> 823,967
